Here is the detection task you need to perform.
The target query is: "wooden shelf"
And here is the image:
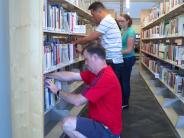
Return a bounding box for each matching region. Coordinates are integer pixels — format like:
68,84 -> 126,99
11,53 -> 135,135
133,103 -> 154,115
141,50 -> 184,70
43,29 -> 87,37
44,57 -> 84,74
142,3 -> 184,30
142,35 -> 184,41
49,0 -> 93,22
140,69 -> 184,138
141,61 -> 184,104
69,81 -> 84,92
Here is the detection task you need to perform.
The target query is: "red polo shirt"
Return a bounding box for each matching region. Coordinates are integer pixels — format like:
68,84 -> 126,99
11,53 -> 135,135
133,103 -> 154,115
80,66 -> 123,135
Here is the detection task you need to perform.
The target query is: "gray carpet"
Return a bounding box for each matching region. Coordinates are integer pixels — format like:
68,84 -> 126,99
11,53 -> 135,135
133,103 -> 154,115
62,62 -> 178,138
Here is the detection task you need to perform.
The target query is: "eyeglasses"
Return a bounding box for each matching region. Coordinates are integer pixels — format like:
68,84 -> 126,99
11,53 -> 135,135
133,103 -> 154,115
118,20 -> 126,23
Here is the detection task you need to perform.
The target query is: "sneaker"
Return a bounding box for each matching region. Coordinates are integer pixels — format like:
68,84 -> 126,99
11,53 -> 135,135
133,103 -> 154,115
122,105 -> 129,109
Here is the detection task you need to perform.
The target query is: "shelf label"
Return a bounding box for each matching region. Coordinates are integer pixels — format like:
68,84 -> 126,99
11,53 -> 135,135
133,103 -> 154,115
154,73 -> 159,79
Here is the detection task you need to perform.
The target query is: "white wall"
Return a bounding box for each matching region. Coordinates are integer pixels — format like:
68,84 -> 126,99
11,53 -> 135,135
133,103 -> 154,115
123,2 -> 156,18
103,2 -> 120,15
0,0 -> 12,138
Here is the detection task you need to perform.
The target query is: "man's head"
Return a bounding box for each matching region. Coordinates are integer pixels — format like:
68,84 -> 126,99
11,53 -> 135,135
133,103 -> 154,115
88,2 -> 107,23
83,42 -> 106,74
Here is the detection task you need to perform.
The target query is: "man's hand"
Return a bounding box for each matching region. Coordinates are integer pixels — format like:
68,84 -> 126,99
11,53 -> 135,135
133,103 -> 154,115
72,31 -> 101,45
46,79 -> 59,94
72,40 -> 78,46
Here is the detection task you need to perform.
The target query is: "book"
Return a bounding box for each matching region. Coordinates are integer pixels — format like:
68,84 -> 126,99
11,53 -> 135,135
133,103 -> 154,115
141,55 -> 184,94
44,39 -> 80,71
44,79 -> 63,112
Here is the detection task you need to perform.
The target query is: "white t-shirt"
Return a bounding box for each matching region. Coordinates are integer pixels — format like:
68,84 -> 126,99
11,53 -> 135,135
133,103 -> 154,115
96,14 -> 123,64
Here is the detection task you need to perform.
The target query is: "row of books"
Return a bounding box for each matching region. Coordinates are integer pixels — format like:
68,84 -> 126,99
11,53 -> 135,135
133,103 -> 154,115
142,14 -> 184,38
143,0 -> 183,26
141,55 -> 184,95
44,79 -> 61,111
141,43 -> 184,66
44,40 -> 80,71
43,1 -> 86,33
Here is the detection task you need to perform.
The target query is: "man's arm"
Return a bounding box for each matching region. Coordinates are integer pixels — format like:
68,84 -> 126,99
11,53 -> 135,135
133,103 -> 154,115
58,91 -> 88,106
73,31 -> 101,45
46,71 -> 82,81
46,80 -> 88,106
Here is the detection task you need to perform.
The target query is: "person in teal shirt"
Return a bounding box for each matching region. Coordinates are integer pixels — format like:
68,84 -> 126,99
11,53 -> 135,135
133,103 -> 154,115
117,14 -> 136,109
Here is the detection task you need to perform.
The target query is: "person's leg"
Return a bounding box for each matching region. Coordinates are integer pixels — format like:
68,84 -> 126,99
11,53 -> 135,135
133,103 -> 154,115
110,63 -> 123,91
62,116 -> 87,138
122,57 -> 136,107
63,116 -> 120,138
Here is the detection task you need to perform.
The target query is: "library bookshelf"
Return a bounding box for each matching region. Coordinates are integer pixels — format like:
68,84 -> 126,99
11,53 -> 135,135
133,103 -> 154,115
9,0 -> 94,138
140,1 -> 184,138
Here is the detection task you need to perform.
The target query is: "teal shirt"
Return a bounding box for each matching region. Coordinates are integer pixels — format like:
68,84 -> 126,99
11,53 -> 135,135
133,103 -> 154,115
122,27 -> 135,58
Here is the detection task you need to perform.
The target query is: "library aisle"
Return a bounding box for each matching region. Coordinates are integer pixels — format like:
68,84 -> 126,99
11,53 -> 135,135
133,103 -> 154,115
122,63 -> 178,138
1,0 -> 184,138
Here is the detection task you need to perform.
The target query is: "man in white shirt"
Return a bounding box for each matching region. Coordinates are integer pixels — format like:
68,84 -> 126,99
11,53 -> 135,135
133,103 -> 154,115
73,1 -> 123,82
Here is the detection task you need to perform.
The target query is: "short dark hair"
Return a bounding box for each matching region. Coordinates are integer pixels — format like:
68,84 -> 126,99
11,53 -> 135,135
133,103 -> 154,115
83,42 -> 106,60
121,14 -> 133,27
88,1 -> 106,11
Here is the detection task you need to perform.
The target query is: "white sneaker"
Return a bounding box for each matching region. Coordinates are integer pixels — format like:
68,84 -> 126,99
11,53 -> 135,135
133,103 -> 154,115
122,105 -> 129,109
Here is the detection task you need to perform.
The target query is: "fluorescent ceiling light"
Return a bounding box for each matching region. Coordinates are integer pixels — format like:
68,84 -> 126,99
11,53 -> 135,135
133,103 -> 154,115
126,0 -> 130,9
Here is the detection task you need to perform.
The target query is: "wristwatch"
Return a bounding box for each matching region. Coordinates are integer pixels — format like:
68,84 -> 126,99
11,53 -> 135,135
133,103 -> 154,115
56,90 -> 60,97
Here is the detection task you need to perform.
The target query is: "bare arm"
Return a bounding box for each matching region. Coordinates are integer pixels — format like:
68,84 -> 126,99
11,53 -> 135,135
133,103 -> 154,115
46,71 -> 82,81
46,80 -> 87,106
73,31 -> 101,45
58,91 -> 87,106
122,37 -> 134,54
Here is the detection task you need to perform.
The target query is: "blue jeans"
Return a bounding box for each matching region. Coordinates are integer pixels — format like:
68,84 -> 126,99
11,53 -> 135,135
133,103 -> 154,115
122,56 -> 136,105
76,117 -> 120,138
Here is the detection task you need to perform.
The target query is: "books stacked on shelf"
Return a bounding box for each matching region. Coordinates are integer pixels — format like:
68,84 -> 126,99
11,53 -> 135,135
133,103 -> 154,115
141,42 -> 184,66
141,43 -> 159,55
43,40 -> 80,71
160,0 -> 170,16
43,2 -> 86,34
143,1 -> 184,26
141,55 -> 184,96
142,14 -> 184,38
44,79 -> 62,112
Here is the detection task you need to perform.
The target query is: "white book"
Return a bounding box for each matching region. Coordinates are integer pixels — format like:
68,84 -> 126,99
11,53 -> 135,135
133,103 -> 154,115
55,80 -> 62,90
62,44 -> 69,63
175,75 -> 183,93
46,47 -> 51,69
177,14 -> 184,36
45,88 -> 50,110
60,8 -> 63,31
69,44 -> 74,61
178,47 -> 184,65
50,93 -> 56,106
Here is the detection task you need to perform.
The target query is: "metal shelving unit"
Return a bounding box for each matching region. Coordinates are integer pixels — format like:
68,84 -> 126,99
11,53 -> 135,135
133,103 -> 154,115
140,2 -> 184,137
141,50 -> 184,70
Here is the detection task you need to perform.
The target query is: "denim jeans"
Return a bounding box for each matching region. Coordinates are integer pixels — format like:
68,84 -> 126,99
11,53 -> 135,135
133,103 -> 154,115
76,117 -> 121,138
122,56 -> 136,105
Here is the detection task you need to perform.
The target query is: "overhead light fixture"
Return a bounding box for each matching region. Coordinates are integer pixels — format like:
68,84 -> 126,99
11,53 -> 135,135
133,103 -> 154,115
126,0 -> 130,9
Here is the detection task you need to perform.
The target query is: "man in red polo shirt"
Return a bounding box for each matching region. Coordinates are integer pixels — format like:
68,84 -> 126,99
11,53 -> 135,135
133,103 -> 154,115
46,42 -> 122,138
